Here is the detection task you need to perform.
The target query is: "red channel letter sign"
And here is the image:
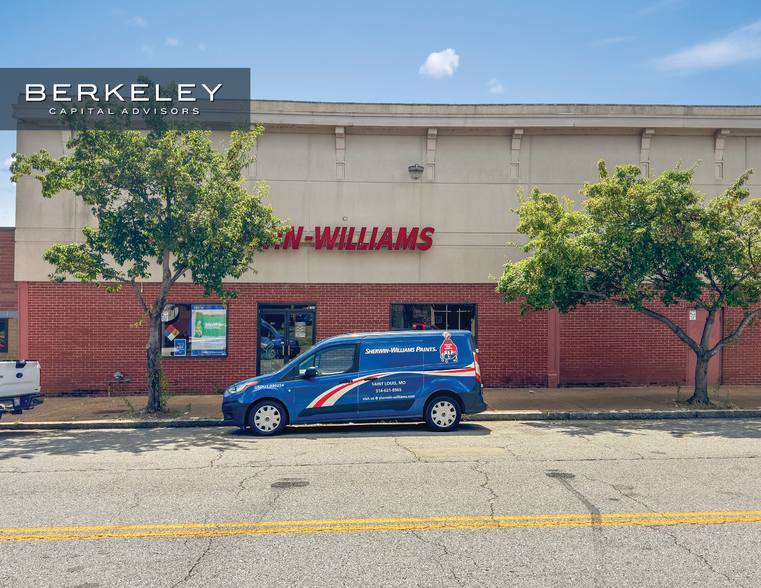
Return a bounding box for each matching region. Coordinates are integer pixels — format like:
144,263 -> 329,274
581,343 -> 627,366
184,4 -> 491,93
266,227 -> 435,251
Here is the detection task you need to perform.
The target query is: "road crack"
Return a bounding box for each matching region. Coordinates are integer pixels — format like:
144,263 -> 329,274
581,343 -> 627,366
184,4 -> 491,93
172,519 -> 213,588
236,465 -> 272,501
584,476 -> 655,512
209,451 -> 223,469
473,459 -> 498,519
410,530 -> 465,588
393,437 -> 420,461
655,527 -> 747,588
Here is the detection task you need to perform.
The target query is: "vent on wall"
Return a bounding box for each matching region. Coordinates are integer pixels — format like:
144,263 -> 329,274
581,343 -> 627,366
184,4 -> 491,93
62,390 -> 104,397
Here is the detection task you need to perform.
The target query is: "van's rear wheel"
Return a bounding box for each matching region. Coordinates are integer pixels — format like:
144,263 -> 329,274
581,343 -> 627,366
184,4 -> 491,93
248,400 -> 287,436
425,396 -> 461,432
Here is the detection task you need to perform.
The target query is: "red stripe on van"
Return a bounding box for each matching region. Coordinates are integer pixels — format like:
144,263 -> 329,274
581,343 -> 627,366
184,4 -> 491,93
313,381 -> 356,408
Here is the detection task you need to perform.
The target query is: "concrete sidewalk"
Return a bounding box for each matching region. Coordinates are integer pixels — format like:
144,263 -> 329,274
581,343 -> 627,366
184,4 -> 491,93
2,385 -> 761,428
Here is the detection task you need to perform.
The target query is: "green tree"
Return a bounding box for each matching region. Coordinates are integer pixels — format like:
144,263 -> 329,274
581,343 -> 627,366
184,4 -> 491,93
11,89 -> 285,412
497,161 -> 761,404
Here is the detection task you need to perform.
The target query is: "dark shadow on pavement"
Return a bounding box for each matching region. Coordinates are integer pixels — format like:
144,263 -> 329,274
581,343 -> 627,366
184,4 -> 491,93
522,418 -> 761,439
0,428 -> 252,461
0,423 -> 490,461
247,422 -> 491,439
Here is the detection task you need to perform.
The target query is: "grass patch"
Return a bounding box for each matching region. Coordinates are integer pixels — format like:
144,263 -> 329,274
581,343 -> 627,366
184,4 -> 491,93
670,382 -> 740,410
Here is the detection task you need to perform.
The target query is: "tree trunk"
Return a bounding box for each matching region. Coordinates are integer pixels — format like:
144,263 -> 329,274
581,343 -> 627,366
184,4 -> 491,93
687,354 -> 711,405
145,243 -> 174,413
145,305 -> 163,413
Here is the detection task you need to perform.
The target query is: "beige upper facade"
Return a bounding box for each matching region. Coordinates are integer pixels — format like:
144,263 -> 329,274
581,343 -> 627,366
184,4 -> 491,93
14,102 -> 761,283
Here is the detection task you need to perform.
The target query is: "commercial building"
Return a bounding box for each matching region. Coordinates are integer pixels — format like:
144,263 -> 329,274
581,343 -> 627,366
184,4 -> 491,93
11,102 -> 761,395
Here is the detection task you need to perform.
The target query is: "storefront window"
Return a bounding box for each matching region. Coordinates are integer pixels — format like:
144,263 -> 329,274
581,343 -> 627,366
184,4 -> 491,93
0,319 -> 7,353
161,303 -> 228,357
390,304 -> 477,339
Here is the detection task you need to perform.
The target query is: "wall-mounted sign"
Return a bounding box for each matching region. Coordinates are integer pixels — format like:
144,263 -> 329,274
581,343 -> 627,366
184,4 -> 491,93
265,227 -> 435,251
164,325 -> 180,341
174,339 -> 186,357
189,304 -> 227,356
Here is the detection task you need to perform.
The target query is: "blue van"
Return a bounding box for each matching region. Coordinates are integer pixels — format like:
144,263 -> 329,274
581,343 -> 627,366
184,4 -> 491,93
222,330 -> 487,435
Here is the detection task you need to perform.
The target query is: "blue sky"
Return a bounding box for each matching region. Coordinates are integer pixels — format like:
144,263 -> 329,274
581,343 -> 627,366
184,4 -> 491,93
2,0 -> 761,225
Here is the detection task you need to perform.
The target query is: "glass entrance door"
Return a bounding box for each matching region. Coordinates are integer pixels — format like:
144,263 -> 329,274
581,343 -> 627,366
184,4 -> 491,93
258,305 -> 316,376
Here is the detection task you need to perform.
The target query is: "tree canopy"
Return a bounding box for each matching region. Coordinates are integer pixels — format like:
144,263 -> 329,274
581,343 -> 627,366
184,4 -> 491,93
11,87 -> 285,411
497,161 -> 761,403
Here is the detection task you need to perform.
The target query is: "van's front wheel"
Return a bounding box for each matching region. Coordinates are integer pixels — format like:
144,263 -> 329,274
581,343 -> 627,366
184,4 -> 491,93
248,400 -> 287,436
425,396 -> 461,432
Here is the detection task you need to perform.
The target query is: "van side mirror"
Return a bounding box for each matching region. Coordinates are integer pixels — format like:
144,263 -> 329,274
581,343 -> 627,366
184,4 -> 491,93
304,367 -> 319,378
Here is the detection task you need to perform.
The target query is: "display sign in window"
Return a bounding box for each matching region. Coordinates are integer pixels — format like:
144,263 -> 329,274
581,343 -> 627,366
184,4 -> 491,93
390,303 -> 476,340
161,303 -> 228,357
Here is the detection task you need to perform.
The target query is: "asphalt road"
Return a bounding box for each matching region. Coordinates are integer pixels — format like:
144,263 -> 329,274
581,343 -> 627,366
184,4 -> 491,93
1,419 -> 761,587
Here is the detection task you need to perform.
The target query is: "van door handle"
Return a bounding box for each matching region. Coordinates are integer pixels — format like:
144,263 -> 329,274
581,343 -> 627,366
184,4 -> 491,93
339,379 -> 351,384
364,376 -> 378,381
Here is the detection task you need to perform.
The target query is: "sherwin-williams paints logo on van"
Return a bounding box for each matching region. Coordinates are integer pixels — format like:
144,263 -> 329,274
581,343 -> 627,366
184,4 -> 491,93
439,332 -> 458,363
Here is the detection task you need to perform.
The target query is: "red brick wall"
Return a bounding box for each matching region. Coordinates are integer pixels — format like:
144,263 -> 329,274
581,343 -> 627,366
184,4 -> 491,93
25,281 -> 548,395
558,302 -> 690,386
24,280 -> 761,395
0,229 -> 16,311
722,305 -> 761,384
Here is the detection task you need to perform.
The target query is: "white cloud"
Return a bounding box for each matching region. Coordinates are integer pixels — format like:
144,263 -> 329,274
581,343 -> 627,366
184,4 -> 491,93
419,48 -> 459,78
126,16 -> 148,28
142,45 -> 154,56
1,157 -> 13,171
655,20 -> 761,72
487,78 -> 504,94
166,37 -> 179,46
198,43 -> 206,51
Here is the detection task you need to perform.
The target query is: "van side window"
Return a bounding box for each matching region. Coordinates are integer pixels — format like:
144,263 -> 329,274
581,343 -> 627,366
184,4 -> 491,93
297,345 -> 358,377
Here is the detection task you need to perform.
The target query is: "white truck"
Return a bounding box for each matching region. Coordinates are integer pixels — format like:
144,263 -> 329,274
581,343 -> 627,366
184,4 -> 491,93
0,360 -> 43,420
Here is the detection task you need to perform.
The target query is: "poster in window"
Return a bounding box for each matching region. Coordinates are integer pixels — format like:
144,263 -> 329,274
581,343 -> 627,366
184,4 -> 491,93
189,304 -> 227,356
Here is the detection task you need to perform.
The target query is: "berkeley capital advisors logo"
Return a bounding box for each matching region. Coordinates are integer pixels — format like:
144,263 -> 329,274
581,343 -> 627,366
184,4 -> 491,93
26,82 -> 223,117
2,68 -> 250,131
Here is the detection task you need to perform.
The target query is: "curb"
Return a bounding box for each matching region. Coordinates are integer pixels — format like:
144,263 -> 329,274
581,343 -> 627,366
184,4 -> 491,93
465,410 -> 761,421
2,410 -> 761,430
0,419 -> 226,430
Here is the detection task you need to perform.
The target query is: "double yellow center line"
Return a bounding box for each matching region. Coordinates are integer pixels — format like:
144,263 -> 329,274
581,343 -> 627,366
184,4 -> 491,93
2,511 -> 761,542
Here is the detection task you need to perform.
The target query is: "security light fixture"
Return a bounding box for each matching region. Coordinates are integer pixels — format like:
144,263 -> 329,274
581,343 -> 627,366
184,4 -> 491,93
408,164 -> 424,180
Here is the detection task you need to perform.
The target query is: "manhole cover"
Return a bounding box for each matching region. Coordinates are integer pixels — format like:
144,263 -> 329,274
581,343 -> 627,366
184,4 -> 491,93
546,472 -> 575,480
271,479 -> 310,489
